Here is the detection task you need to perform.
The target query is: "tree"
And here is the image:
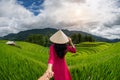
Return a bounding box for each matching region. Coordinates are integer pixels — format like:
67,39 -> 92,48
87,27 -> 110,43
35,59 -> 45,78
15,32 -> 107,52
83,35 -> 95,42
87,36 -> 95,42
78,33 -> 82,43
26,34 -> 47,46
70,33 -> 82,44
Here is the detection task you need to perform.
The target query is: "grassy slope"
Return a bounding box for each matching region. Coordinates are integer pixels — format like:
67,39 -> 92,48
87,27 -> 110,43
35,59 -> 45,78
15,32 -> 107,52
0,40 -> 120,80
0,41 -> 48,80
67,42 -> 120,80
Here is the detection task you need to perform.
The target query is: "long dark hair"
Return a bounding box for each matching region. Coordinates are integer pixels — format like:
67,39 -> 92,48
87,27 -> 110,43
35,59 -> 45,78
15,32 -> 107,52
54,44 -> 67,58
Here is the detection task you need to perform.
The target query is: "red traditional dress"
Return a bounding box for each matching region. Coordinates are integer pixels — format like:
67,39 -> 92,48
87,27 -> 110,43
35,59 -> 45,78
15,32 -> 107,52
48,44 -> 76,80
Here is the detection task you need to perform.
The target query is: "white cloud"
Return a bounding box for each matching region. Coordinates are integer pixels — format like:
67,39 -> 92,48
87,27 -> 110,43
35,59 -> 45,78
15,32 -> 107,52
39,0 -> 120,39
0,0 -> 120,39
0,0 -> 36,35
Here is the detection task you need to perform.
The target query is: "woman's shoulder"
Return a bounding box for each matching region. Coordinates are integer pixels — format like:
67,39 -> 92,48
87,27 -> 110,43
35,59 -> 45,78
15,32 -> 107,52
66,44 -> 71,47
50,44 -> 54,48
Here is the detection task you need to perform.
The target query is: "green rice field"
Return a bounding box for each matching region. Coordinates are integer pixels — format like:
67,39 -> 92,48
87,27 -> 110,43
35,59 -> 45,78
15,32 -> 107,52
0,40 -> 120,80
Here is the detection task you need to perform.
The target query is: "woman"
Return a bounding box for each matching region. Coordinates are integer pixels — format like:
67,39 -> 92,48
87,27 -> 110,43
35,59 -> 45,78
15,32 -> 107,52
38,30 -> 76,80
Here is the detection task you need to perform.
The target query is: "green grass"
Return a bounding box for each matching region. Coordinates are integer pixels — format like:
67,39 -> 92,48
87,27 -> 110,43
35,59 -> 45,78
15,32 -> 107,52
67,42 -> 120,80
0,40 -> 120,80
0,41 -> 47,80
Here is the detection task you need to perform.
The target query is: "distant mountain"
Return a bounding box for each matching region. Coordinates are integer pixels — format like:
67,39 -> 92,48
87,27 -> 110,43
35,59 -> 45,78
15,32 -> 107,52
2,28 -> 57,41
1,28 -> 119,42
110,39 -> 120,42
0,37 -> 2,40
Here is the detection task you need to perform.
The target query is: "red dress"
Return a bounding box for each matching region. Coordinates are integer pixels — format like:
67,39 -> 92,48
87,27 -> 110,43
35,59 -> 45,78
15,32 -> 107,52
48,44 -> 76,80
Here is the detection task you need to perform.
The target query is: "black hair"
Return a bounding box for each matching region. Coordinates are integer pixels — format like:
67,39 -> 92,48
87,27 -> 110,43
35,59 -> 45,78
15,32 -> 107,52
54,44 -> 67,58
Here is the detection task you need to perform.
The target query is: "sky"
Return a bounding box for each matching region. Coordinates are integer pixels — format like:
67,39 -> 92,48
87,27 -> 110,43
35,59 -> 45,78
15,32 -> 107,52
0,0 -> 120,39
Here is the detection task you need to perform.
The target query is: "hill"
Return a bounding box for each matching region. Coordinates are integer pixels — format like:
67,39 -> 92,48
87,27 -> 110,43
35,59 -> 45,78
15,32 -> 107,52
1,28 -> 115,42
0,40 -> 120,80
0,40 -> 48,80
67,42 -> 120,80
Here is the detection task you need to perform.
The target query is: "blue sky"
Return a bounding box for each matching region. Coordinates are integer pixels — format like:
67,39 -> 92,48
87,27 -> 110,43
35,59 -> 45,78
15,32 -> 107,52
17,0 -> 44,15
0,0 -> 120,39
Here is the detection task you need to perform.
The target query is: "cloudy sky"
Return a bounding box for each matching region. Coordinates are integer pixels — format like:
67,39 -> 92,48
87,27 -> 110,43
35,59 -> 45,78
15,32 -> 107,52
0,0 -> 120,39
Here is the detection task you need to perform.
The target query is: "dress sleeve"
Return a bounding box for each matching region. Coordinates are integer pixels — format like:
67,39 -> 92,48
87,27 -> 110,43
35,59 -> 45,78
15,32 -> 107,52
48,45 -> 54,64
67,45 -> 76,53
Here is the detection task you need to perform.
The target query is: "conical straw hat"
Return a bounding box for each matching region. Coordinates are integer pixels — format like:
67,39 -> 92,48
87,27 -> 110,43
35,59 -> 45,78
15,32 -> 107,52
50,30 -> 69,44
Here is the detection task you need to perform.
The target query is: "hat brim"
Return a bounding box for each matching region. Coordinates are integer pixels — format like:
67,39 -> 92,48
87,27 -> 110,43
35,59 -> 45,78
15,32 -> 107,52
50,30 -> 69,44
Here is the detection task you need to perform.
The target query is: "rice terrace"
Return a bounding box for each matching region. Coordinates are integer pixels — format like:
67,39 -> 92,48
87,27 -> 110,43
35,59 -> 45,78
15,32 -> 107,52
0,40 -> 120,80
0,0 -> 120,80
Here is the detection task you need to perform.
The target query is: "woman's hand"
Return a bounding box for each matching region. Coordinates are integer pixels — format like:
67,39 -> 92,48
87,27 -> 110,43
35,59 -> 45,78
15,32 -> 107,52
38,69 -> 53,80
68,37 -> 75,48
46,64 -> 54,78
38,65 -> 54,80
46,68 -> 54,79
68,37 -> 72,43
38,72 -> 49,80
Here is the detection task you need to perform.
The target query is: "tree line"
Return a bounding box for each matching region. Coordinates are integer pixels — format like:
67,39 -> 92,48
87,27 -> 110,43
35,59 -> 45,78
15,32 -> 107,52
26,34 -> 50,47
26,33 -> 95,46
71,33 -> 95,44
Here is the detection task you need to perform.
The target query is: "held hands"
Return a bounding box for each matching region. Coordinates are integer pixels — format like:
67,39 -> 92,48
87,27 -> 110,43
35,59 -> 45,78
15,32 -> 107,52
46,68 -> 54,79
38,69 -> 54,80
39,64 -> 53,80
38,72 -> 49,80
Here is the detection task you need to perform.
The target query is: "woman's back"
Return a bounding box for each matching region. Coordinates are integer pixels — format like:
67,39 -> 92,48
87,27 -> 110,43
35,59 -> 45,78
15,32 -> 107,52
48,44 -> 76,80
